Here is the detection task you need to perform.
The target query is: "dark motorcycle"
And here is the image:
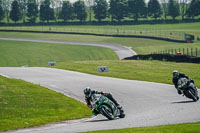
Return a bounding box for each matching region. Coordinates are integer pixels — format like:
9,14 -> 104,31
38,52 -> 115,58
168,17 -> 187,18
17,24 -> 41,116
177,77 -> 199,102
90,93 -> 125,120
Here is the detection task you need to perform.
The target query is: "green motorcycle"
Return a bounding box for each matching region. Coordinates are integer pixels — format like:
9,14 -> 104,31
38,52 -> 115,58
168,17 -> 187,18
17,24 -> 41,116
90,93 -> 125,120
177,77 -> 199,102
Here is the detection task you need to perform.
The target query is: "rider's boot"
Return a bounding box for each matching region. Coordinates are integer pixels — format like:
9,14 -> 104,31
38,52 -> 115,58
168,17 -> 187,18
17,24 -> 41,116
177,90 -> 182,95
106,93 -> 122,110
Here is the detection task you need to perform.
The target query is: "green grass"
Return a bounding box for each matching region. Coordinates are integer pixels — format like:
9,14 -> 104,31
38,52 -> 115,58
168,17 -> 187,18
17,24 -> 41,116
83,122 -> 200,133
0,75 -> 91,131
0,40 -> 118,67
55,60 -> 200,88
0,23 -> 200,132
1,22 -> 200,40
1,31 -> 200,55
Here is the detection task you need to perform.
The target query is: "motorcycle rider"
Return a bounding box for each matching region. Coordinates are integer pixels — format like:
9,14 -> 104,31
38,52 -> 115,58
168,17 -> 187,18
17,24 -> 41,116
84,87 -> 122,116
172,70 -> 198,96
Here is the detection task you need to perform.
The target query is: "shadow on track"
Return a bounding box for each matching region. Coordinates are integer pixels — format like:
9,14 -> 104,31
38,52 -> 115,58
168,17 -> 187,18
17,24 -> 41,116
86,119 -> 110,123
171,100 -> 195,104
86,117 -> 120,123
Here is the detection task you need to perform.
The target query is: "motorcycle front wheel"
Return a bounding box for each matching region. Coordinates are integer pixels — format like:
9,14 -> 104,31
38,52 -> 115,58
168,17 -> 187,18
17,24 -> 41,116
187,89 -> 198,102
99,105 -> 114,120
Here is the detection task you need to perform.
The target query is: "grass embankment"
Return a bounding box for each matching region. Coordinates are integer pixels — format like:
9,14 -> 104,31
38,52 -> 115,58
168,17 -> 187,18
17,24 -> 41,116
0,30 -> 200,55
1,22 -> 200,40
84,122 -> 200,133
0,39 -> 199,87
56,60 -> 200,88
1,22 -> 200,35
0,75 -> 91,131
0,40 -> 118,67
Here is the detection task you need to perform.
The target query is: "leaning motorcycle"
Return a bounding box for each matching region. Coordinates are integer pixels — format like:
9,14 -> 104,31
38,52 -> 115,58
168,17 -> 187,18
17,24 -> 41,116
90,93 -> 125,120
177,77 -> 199,102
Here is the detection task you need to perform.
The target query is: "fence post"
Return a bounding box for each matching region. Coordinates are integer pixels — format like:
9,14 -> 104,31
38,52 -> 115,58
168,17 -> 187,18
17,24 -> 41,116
175,49 -> 177,54
196,48 -> 198,57
183,48 -> 185,55
191,48 -> 193,56
171,49 -> 173,54
179,48 -> 181,52
187,48 -> 189,55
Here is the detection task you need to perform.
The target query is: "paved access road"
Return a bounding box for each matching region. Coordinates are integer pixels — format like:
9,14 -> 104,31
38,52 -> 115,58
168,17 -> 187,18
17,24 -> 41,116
0,67 -> 200,133
0,37 -> 136,60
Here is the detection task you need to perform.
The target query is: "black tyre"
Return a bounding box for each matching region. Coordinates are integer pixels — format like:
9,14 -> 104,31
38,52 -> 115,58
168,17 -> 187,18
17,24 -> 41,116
119,113 -> 125,118
99,105 -> 114,120
188,89 -> 197,102
119,109 -> 125,118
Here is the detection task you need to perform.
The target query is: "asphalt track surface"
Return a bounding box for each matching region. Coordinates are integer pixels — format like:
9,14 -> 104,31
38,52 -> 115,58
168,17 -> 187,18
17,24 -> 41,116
0,67 -> 200,133
0,37 -> 136,60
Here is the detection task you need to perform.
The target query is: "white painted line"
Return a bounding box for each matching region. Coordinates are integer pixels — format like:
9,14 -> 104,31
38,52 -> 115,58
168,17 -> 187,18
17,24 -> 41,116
0,73 -> 11,78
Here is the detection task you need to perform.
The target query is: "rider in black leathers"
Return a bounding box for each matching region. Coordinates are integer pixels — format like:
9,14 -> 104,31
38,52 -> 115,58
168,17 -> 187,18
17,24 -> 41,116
172,70 -> 198,96
83,87 -> 122,115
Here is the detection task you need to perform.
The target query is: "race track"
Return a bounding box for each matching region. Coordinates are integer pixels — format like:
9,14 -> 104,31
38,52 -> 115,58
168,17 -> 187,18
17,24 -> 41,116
0,67 -> 200,133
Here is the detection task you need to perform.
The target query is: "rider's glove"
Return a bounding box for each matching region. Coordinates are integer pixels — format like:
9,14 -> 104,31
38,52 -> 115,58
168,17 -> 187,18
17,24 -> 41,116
88,105 -> 92,109
103,93 -> 109,96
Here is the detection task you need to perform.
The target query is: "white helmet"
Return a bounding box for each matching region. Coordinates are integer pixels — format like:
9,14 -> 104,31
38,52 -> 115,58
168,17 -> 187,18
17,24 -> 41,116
84,87 -> 92,98
172,70 -> 179,78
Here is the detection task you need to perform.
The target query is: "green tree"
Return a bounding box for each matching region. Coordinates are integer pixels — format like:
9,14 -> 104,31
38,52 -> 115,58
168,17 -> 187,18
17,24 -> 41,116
179,0 -> 190,20
85,0 -> 94,22
109,0 -> 128,22
40,4 -> 45,22
148,0 -> 162,20
10,0 -> 21,23
50,0 -> 61,22
128,0 -> 147,21
27,1 -> 38,23
160,0 -> 168,20
0,0 -> 5,22
39,0 -> 54,23
2,0 -> 12,23
73,0 -> 87,22
168,0 -> 180,20
186,0 -> 200,19
59,1 -> 73,22
93,0 -> 108,22
17,0 -> 28,23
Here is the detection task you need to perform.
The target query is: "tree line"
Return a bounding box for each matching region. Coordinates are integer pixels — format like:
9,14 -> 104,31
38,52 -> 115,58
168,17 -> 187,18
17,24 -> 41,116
0,0 -> 200,24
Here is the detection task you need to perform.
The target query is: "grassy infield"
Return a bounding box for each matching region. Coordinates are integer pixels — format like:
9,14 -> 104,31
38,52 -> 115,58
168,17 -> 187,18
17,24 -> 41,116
0,76 -> 91,131
0,23 -> 200,132
1,23 -> 200,55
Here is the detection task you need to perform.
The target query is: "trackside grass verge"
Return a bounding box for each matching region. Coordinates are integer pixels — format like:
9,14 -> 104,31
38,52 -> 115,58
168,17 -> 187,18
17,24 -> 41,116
0,32 -> 200,55
0,40 -> 118,67
83,122 -> 200,133
0,75 -> 91,131
55,60 -> 200,88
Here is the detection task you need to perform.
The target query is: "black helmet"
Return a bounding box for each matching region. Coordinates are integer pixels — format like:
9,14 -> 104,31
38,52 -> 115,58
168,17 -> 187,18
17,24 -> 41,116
84,87 -> 92,98
172,70 -> 179,78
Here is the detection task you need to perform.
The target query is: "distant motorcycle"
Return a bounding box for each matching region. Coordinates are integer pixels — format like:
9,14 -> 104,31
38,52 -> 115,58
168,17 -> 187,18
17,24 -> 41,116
177,77 -> 199,102
90,93 -> 125,120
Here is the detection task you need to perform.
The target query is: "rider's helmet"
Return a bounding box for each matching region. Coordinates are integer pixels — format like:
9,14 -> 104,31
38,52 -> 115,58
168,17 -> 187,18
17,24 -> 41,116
172,70 -> 179,78
84,87 -> 92,98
